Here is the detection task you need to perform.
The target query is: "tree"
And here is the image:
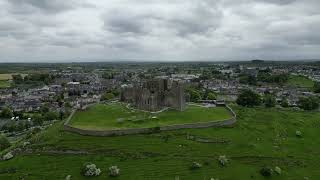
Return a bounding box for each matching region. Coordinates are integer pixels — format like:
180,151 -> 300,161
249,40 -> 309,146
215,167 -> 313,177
43,112 -> 59,121
0,135 -> 10,151
236,89 -> 261,107
101,92 -> 115,101
298,96 -> 319,110
12,74 -> 23,84
207,92 -> 216,100
32,114 -> 44,126
0,106 -> 13,118
314,82 -> 320,93
264,94 -> 276,108
239,75 -> 257,85
40,104 -> 49,114
281,97 -> 289,108
187,89 -> 202,102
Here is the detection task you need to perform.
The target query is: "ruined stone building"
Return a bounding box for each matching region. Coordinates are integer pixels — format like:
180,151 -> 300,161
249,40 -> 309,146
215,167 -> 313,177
120,79 -> 186,111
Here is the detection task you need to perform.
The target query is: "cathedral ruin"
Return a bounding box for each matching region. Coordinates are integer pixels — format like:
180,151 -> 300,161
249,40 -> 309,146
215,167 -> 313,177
120,78 -> 186,112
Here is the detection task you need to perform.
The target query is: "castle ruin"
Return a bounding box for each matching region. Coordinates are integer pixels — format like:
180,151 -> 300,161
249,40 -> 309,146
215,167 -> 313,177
120,78 -> 186,111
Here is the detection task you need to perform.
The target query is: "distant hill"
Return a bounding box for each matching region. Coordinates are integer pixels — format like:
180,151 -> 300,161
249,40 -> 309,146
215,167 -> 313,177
251,59 -> 265,63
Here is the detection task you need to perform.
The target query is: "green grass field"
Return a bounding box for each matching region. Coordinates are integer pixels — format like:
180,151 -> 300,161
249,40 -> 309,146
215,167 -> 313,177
69,103 -> 231,130
286,75 -> 314,89
1,106 -> 320,179
0,80 -> 10,88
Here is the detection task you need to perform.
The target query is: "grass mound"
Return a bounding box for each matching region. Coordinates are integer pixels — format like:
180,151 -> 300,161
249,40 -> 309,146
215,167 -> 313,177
68,103 -> 231,130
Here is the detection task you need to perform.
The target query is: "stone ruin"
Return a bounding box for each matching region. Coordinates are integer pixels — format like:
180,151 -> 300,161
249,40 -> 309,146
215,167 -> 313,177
120,78 -> 186,112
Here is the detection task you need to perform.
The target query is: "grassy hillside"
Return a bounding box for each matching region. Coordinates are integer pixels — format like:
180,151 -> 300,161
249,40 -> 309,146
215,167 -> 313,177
0,106 -> 320,179
69,103 -> 231,130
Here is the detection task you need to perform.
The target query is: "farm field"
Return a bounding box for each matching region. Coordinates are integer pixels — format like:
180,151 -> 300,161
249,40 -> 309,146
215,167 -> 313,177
69,103 -> 231,130
0,74 -> 13,81
0,106 -> 320,179
286,75 -> 314,89
0,80 -> 10,88
0,73 -> 28,81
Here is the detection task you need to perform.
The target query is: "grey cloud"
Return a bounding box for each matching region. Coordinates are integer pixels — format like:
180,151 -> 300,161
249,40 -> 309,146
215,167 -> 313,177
0,0 -> 320,62
7,0 -> 81,14
0,18 -> 37,38
103,1 -> 222,37
256,0 -> 297,5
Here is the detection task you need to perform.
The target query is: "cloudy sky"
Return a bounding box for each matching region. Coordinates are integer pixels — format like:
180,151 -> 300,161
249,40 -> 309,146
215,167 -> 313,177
0,0 -> 319,62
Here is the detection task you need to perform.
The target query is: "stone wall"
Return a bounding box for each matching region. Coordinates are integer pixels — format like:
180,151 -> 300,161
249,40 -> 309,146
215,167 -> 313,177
63,105 -> 237,137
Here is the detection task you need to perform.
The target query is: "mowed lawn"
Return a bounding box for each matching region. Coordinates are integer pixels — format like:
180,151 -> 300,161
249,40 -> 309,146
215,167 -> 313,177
286,75 -> 314,88
69,103 -> 231,130
1,106 -> 320,179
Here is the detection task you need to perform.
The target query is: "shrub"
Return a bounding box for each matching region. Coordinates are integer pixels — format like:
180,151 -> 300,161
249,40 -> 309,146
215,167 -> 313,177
281,97 -> 289,107
0,106 -> 13,118
43,111 -> 59,121
190,162 -> 202,170
0,135 -> 10,151
274,166 -> 282,175
152,126 -> 161,133
296,130 -> 302,137
218,155 -> 229,166
65,175 -> 71,180
23,141 -> 31,148
298,96 -> 319,110
80,163 -> 101,177
264,94 -> 276,108
109,166 -> 120,177
101,92 -> 115,101
260,167 -> 273,177
3,152 -> 14,161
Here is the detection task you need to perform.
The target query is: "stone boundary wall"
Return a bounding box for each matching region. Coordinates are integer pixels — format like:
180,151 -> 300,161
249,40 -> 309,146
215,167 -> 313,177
63,104 -> 237,137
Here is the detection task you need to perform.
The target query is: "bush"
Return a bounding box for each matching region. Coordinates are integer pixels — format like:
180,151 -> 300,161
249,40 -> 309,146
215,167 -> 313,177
151,126 -> 161,133
298,96 -> 319,110
109,166 -> 120,177
260,167 -> 273,177
190,162 -> 202,170
264,94 -> 276,108
296,130 -> 302,137
0,135 -> 10,151
80,163 -> 101,177
23,141 -> 31,148
274,166 -> 282,175
32,114 -> 44,126
207,92 -> 216,100
3,152 -> 14,161
314,82 -> 320,93
281,97 -> 289,108
0,106 -> 13,118
43,111 -> 59,121
101,92 -> 115,101
218,155 -> 229,166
